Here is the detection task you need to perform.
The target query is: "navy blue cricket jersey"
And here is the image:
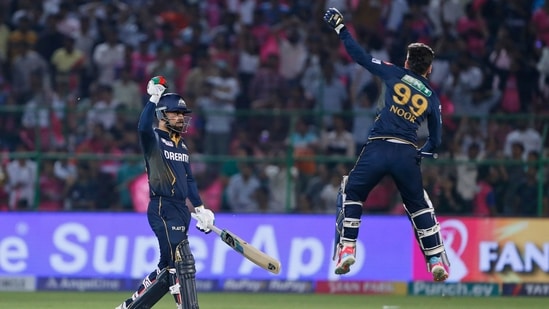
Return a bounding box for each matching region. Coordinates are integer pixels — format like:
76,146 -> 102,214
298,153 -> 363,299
339,29 -> 442,153
137,101 -> 203,206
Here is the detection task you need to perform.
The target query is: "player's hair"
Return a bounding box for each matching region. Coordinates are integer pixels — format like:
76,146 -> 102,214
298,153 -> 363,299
406,43 -> 434,76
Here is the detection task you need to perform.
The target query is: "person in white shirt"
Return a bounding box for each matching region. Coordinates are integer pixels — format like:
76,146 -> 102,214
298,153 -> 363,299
5,145 -> 37,210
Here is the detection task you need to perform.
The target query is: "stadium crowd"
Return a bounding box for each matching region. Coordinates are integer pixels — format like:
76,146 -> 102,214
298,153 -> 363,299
0,0 -> 547,216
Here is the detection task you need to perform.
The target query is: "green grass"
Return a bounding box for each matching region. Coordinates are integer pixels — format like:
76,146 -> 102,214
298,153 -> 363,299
0,292 -> 547,309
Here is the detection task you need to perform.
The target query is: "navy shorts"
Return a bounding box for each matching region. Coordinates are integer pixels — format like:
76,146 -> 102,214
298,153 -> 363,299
147,196 -> 191,269
345,139 -> 428,213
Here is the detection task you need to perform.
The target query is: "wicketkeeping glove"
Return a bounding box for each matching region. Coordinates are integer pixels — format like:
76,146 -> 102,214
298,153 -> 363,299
192,205 -> 215,234
323,8 -> 346,34
147,76 -> 168,104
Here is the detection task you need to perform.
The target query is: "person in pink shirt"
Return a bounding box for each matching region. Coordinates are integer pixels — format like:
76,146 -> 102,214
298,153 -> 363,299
473,166 -> 497,216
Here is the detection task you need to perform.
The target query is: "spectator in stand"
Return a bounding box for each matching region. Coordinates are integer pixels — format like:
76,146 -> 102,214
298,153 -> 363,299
116,158 -> 144,211
500,141 -> 527,215
455,2 -> 488,58
0,92 -> 21,151
50,35 -> 85,90
131,38 -> 156,94
199,60 -> 238,171
436,174 -> 466,215
38,160 -> 65,211
261,149 -> 298,213
185,53 -> 215,100
441,52 -> 484,116
351,83 -> 378,155
299,163 -> 330,213
112,67 -> 141,112
35,14 -> 65,69
225,162 -> 261,213
511,163 -> 540,217
287,116 -> 320,179
20,71 -> 65,151
10,41 -> 50,100
86,84 -> 121,131
8,15 -> 37,52
5,144 -> 37,210
146,44 -> 179,92
314,59 -> 348,129
319,171 -> 343,213
473,166 -> 497,217
274,17 -> 308,85
503,119 -> 542,160
92,29 -> 125,85
455,142 -> 484,213
66,162 -> 99,210
320,114 -> 355,161
249,53 -> 286,102
236,28 -> 261,109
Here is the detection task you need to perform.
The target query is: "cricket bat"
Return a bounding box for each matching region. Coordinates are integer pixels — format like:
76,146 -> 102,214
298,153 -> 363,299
208,224 -> 281,275
191,214 -> 281,274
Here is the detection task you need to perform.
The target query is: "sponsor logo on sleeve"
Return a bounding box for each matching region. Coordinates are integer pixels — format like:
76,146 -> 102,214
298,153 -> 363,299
371,58 -> 381,64
161,138 -> 174,147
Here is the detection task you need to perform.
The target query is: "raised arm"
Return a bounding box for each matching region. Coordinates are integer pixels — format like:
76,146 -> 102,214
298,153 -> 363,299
324,7 -> 398,80
137,77 -> 167,154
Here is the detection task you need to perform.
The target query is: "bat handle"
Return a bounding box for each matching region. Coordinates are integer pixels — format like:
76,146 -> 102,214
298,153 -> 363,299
207,224 -> 223,236
420,152 -> 439,159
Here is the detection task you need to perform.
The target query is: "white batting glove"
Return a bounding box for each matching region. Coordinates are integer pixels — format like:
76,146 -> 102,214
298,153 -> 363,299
193,205 -> 215,234
146,76 -> 168,104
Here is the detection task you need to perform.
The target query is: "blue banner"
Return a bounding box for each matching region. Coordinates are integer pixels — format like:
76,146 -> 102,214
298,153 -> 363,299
0,213 -> 413,281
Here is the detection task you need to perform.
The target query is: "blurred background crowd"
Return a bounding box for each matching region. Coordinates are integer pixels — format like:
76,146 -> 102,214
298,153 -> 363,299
0,0 -> 547,216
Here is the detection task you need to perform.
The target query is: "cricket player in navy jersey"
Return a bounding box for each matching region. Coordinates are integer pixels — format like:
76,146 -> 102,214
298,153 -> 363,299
116,76 -> 215,309
324,8 -> 450,281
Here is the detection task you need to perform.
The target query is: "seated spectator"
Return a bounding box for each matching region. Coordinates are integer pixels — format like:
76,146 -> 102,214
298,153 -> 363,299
39,160 -> 65,211
320,114 -> 355,160
5,144 -> 37,210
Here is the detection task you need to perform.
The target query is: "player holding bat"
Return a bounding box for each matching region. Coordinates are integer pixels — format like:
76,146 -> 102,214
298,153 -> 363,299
115,76 -> 215,309
324,8 -> 450,281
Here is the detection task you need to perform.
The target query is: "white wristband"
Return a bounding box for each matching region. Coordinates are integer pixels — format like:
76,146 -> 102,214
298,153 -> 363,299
335,24 -> 345,35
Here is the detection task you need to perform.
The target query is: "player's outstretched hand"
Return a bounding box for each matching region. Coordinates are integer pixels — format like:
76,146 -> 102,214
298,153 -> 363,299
147,76 -> 168,103
323,8 -> 345,34
193,205 -> 215,234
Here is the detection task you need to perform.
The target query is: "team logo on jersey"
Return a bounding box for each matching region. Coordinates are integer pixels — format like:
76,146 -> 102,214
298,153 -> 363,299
161,138 -> 174,147
181,142 -> 187,150
371,58 -> 381,64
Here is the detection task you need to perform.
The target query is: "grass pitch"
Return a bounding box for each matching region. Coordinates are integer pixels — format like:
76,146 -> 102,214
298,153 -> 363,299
0,292 -> 547,309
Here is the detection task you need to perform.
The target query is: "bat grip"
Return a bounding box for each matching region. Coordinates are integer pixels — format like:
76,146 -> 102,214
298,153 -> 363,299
420,151 -> 439,159
207,224 -> 222,236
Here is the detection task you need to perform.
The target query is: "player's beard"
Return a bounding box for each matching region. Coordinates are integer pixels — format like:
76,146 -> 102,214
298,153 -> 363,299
173,121 -> 184,131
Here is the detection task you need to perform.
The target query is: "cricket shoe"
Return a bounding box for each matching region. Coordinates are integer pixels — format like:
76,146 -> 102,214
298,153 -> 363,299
429,256 -> 449,282
335,245 -> 356,275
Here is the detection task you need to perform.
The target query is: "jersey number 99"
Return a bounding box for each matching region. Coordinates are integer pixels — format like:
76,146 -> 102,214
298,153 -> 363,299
392,83 -> 428,117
